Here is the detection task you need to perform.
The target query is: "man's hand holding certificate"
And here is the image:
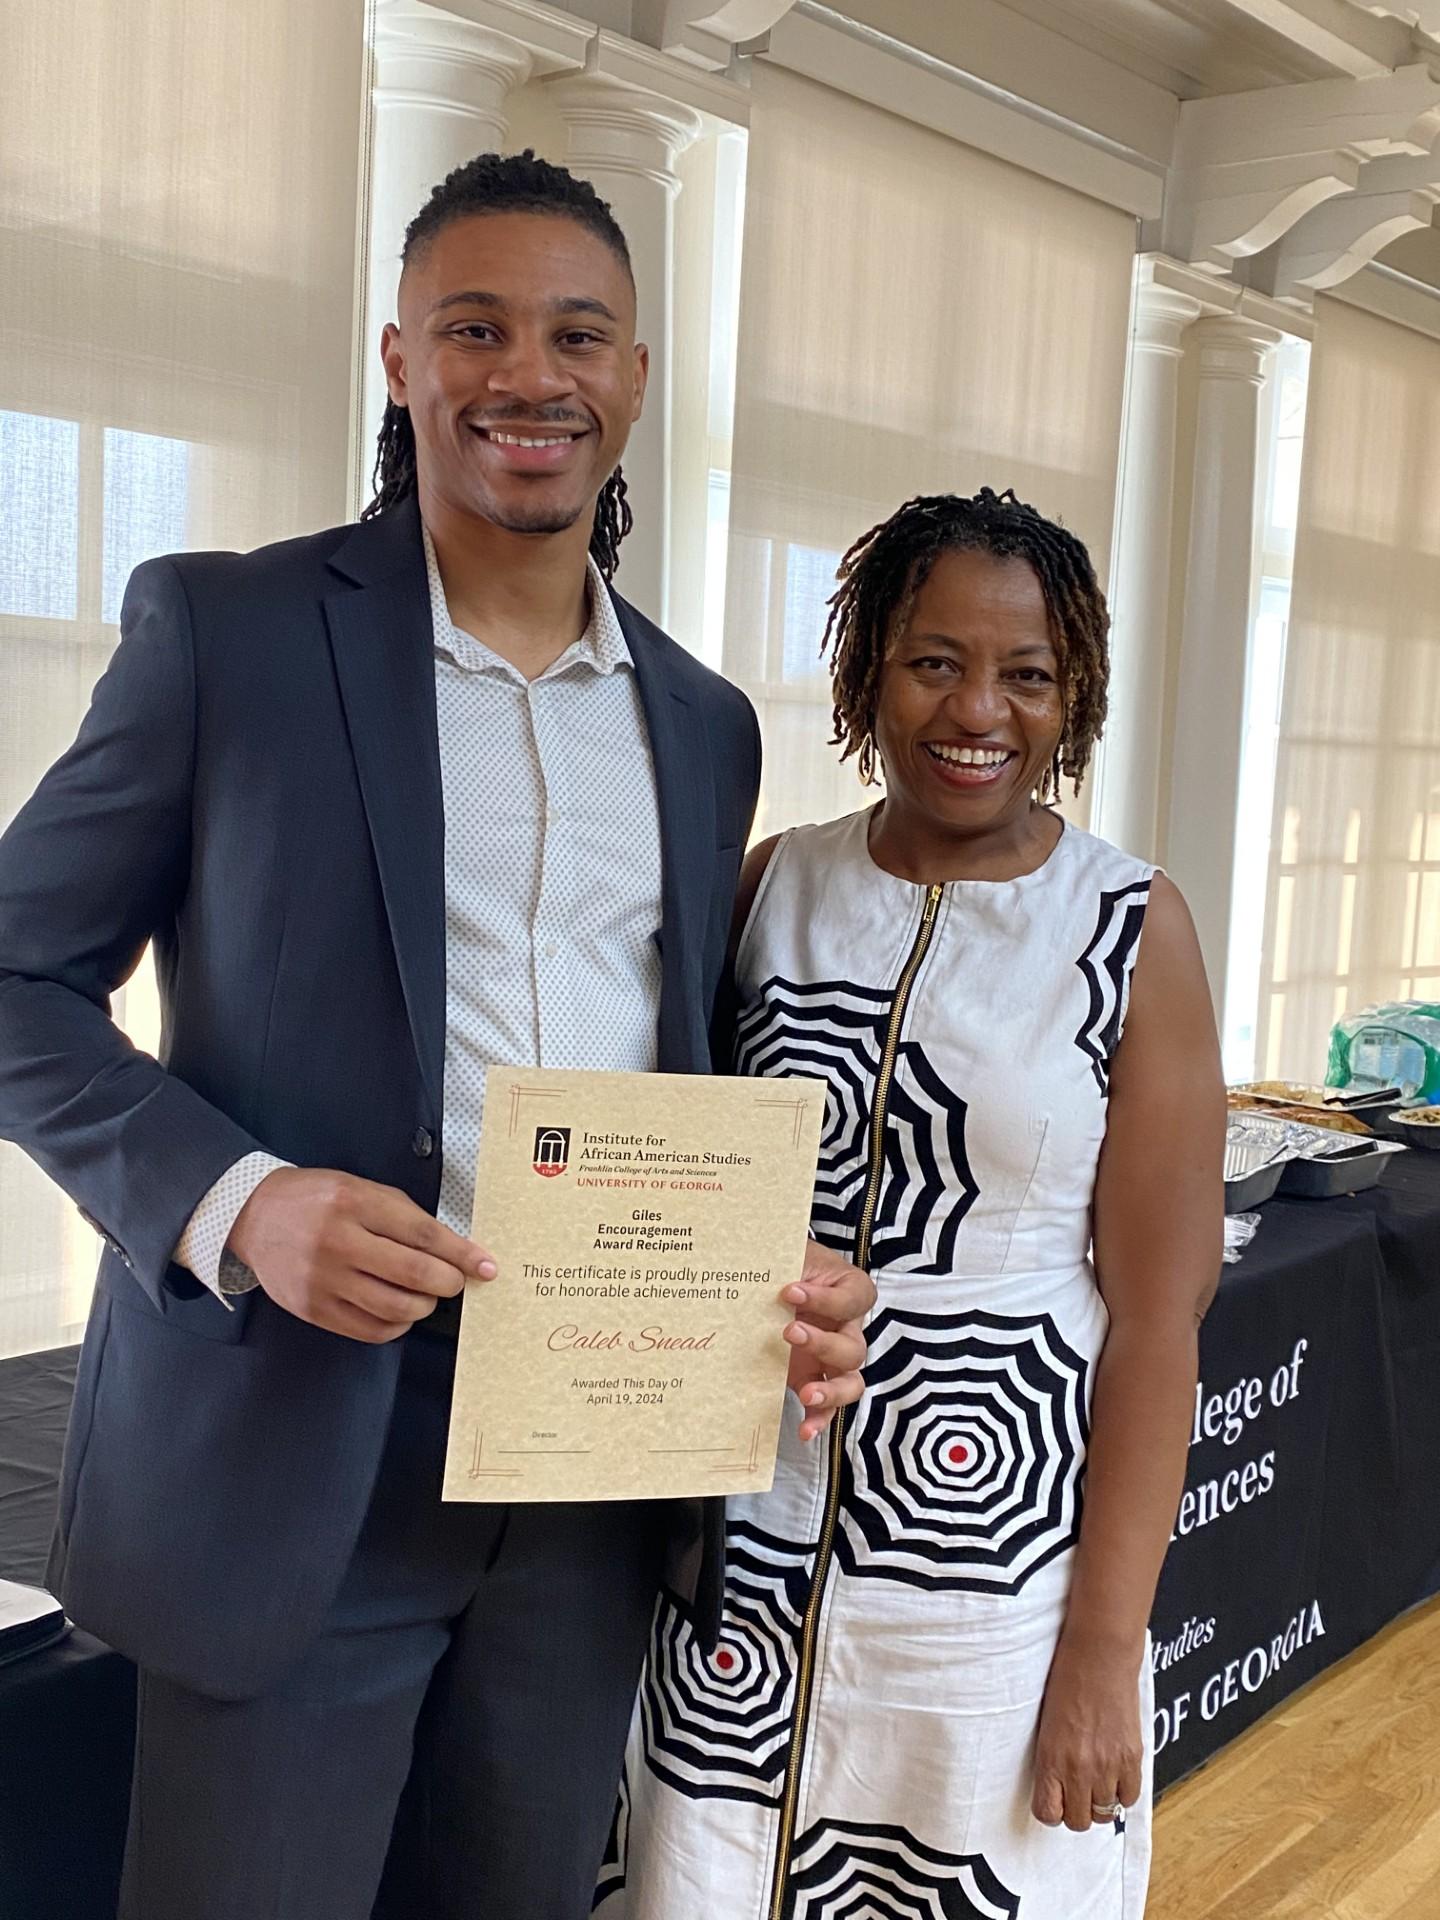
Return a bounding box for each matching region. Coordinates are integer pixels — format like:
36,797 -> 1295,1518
443,1067 -> 870,1503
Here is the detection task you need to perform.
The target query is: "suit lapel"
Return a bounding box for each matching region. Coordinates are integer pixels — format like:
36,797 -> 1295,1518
621,598 -> 716,1071
318,516 -> 716,1108
323,501 -> 446,1115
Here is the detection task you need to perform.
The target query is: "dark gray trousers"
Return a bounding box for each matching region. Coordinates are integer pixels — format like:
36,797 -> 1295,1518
118,1320 -> 663,1920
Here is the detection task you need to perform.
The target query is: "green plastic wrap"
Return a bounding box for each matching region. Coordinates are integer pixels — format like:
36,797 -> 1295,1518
1327,1001 -> 1440,1104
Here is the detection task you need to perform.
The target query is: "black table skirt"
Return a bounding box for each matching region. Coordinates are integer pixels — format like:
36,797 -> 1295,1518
3,1152 -> 1440,1911
0,1347 -> 131,1920
1151,1150 -> 1440,1787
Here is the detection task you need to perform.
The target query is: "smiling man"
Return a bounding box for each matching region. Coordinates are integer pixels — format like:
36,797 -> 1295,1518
0,152 -> 871,1920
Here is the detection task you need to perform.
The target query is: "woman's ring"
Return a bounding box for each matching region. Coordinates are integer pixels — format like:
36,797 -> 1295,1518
1091,1801 -> 1123,1820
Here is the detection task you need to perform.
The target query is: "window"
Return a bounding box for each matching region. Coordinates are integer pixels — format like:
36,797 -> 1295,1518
1,0 -> 362,1357
721,64 -> 1136,841
0,411 -> 80,621
1255,297 -> 1440,1083
102,428 -> 191,626
0,419 -> 190,1354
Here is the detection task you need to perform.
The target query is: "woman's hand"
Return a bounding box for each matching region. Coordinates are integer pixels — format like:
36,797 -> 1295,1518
1031,1635 -> 1144,1833
782,1241 -> 873,1441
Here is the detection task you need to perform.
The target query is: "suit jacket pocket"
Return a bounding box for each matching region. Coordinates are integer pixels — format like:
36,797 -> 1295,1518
104,1252 -> 256,1344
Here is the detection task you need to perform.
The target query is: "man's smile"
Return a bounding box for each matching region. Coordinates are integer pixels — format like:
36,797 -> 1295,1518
466,420 -> 591,473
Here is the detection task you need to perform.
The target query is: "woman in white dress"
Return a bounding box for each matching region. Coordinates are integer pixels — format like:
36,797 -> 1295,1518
600,488 -> 1225,1920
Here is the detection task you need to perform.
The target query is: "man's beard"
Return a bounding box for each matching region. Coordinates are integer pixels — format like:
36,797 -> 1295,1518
482,494 -> 587,538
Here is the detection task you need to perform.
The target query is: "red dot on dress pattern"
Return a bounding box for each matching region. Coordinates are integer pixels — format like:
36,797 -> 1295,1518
947,1443 -> 970,1465
715,1649 -> 737,1673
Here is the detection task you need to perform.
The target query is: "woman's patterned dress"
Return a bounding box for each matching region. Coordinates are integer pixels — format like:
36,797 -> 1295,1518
597,807 -> 1159,1920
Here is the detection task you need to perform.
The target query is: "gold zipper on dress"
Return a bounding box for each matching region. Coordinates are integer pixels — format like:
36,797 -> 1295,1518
766,882 -> 944,1920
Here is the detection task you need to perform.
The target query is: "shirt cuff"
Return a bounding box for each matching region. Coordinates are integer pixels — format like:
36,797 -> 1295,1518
175,1152 -> 291,1303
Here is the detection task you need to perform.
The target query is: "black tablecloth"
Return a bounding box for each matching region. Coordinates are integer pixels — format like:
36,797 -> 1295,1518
0,1348 -> 133,1920
3,1155 -> 1439,1910
1151,1150 -> 1440,1788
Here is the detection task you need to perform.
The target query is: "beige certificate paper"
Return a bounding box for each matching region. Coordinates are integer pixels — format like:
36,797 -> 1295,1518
443,1065 -> 825,1504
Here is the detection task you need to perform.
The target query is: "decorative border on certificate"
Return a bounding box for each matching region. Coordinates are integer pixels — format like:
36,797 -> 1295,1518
506,1083 -> 568,1137
648,1423 -> 762,1477
752,1093 -> 814,1150
467,1429 -> 596,1481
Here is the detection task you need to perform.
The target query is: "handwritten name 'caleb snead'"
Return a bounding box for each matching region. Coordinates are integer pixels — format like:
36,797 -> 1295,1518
547,1325 -> 718,1353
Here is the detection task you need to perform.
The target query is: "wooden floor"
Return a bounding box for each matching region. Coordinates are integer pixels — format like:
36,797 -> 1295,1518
1150,1596 -> 1440,1918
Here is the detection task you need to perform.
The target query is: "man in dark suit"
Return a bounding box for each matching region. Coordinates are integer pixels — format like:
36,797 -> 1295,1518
0,152 -> 870,1919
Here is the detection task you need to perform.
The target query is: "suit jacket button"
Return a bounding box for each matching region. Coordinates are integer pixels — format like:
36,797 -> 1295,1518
411,1127 -> 435,1159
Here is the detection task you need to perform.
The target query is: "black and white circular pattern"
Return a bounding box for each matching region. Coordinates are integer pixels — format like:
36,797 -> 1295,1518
1074,881 -> 1152,1094
736,978 -> 977,1272
872,1043 -> 978,1273
836,1309 -> 1089,1594
736,976 -> 886,1252
784,1820 -> 1020,1919
591,1761 -> 630,1911
641,1525 -> 812,1804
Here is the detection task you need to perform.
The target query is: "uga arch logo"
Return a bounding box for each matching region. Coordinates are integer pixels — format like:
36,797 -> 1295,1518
533,1126 -> 571,1178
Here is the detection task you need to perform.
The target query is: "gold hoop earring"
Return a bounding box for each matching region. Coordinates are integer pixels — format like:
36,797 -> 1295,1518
857,734 -> 878,787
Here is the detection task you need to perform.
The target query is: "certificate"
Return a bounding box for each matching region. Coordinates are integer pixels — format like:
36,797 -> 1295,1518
443,1065 -> 826,1504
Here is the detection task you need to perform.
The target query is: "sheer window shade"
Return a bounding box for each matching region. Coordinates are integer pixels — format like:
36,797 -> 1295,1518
0,0 -> 365,1357
723,64 -> 1137,839
1256,296 -> 1440,1082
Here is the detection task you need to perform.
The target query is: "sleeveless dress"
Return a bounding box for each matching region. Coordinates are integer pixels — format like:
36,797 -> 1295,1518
597,807 -> 1158,1920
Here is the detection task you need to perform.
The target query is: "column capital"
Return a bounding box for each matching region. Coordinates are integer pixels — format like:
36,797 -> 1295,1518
1186,313 -> 1284,386
545,73 -> 703,195
373,2 -> 533,128
1133,280 -> 1204,359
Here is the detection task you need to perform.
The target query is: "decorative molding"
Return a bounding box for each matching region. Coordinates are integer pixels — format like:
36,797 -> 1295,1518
761,3 -> 1165,219
373,5 -> 535,124
432,0 -> 596,72
545,69 -> 704,187
389,0 -> 1440,335
581,24 -> 751,121
403,3 -> 748,119
1328,257 -> 1440,340
1215,0 -> 1419,81
1253,153 -> 1440,298
1133,270 -> 1205,355
1186,312 -> 1285,386
1165,61 -> 1440,272
813,0 -> 1179,166
632,0 -> 799,70
1146,252 -> 1316,338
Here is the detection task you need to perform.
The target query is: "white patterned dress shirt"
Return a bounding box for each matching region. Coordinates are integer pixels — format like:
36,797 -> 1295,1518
177,526 -> 664,1298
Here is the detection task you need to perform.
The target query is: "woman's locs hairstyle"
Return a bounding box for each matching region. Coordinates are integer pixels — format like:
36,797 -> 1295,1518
363,149 -> 635,582
821,488 -> 1112,802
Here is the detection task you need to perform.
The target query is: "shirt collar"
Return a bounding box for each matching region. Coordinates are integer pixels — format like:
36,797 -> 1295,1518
422,522 -> 633,680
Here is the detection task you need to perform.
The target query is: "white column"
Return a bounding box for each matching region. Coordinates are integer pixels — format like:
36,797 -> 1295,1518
1094,277 -> 1201,863
546,73 -> 701,625
359,2 -> 533,494
1166,315 -> 1282,1019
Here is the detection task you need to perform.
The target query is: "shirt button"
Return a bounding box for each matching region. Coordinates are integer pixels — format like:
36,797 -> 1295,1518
411,1127 -> 435,1159
544,943 -> 558,959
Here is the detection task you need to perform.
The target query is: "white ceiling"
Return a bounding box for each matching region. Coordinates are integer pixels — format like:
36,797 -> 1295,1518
998,0 -> 1348,95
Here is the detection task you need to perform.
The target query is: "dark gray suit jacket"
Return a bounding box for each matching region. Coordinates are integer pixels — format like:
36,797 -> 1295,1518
0,497 -> 759,1700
